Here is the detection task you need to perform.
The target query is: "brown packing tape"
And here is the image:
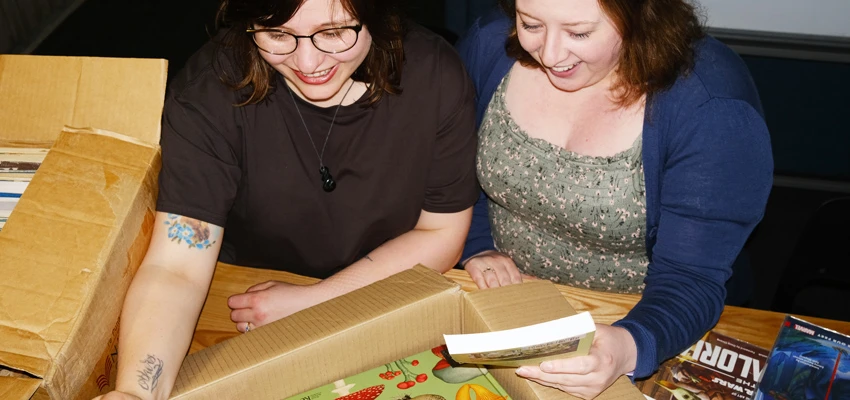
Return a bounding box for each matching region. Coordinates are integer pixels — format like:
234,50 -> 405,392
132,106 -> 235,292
0,376 -> 41,400
171,266 -> 465,399
0,55 -> 167,144
0,128 -> 160,399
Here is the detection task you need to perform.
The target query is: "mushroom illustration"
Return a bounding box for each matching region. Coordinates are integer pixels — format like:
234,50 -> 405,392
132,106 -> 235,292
336,384 -> 384,400
430,344 -> 485,384
432,359 -> 485,384
332,379 -> 356,396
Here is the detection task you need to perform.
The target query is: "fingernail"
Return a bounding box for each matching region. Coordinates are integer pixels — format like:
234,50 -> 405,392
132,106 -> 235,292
516,367 -> 529,375
540,362 -> 552,371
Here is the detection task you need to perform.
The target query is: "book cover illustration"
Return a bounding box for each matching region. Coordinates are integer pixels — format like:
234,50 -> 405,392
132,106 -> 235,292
444,312 -> 596,367
286,344 -> 511,400
637,331 -> 769,400
754,316 -> 850,400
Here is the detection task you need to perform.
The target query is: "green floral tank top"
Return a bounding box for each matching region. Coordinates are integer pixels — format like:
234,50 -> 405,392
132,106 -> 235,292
477,72 -> 649,294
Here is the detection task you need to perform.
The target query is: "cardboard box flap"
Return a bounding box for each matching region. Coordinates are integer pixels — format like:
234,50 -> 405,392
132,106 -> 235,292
464,281 -> 644,400
0,376 -> 41,400
172,266 -> 464,399
463,280 -> 578,330
0,127 -> 161,381
0,55 -> 167,144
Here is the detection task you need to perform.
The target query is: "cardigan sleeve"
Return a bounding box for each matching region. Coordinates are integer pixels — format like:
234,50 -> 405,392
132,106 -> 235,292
613,97 -> 773,378
461,191 -> 497,262
456,16 -> 500,263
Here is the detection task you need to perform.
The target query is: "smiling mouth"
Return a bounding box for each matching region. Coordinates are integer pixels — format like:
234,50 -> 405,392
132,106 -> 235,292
301,67 -> 334,78
551,62 -> 581,72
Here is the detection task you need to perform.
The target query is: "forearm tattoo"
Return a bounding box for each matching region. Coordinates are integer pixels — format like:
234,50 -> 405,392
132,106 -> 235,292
164,213 -> 220,250
136,354 -> 164,392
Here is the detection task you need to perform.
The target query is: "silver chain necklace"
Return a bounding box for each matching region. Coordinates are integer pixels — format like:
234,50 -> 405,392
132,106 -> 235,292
286,79 -> 356,192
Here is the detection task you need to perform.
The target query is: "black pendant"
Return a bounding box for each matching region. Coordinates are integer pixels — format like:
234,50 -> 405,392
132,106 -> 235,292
320,166 -> 336,192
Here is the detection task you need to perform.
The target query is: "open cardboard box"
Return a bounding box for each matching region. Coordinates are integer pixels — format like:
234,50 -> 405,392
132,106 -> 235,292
0,54 -> 166,399
171,266 -> 643,399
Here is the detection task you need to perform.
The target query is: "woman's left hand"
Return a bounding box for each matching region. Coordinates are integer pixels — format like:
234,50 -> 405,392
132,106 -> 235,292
515,324 -> 637,399
228,281 -> 328,332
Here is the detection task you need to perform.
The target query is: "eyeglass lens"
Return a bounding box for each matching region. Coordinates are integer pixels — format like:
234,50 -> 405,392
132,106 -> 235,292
254,27 -> 359,54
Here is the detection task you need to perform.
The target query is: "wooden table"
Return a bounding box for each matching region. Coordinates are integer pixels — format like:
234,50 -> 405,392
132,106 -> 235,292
192,263 -> 850,358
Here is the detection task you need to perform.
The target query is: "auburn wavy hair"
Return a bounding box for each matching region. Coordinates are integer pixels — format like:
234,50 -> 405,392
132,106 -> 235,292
215,0 -> 405,106
501,0 -> 704,107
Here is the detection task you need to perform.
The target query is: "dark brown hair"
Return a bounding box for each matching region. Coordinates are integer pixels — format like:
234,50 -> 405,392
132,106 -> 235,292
216,0 -> 405,105
501,0 -> 704,107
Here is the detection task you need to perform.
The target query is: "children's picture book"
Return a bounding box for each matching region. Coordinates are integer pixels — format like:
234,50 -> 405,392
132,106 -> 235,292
443,312 -> 596,367
637,330 -> 769,400
285,344 -> 511,400
753,315 -> 850,400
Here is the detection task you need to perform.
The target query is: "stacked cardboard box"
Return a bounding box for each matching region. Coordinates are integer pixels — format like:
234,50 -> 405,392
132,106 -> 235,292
0,54 -> 167,399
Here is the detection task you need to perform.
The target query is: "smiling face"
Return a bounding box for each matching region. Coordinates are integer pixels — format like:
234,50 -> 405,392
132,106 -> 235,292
257,0 -> 372,105
514,0 -> 623,93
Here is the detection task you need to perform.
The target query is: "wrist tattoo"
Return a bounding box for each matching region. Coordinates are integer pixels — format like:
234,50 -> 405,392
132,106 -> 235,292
137,354 -> 164,392
364,255 -> 374,262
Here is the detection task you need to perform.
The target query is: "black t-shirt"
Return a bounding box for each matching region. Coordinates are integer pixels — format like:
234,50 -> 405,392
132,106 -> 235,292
156,25 -> 478,278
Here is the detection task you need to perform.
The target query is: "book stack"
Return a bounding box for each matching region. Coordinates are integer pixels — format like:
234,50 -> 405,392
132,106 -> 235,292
637,330 -> 769,400
0,147 -> 48,231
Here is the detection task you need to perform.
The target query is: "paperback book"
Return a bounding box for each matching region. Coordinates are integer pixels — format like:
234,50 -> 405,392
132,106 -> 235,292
444,312 -> 596,367
754,315 -> 850,400
637,330 -> 769,400
285,344 -> 511,400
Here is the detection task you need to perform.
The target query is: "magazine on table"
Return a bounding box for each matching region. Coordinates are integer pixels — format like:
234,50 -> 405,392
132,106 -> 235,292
753,315 -> 850,400
636,330 -> 769,400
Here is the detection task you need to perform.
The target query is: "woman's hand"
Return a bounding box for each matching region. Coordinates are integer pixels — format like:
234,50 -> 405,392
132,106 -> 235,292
92,391 -> 143,400
515,324 -> 638,399
463,250 -> 525,289
228,281 -> 329,332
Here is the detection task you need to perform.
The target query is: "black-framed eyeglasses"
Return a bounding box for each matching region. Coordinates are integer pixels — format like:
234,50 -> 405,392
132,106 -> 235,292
246,25 -> 363,55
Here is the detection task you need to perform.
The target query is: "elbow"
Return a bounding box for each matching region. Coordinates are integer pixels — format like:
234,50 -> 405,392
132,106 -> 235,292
444,249 -> 463,272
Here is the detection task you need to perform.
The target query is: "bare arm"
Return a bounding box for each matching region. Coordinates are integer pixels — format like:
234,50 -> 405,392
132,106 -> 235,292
320,207 -> 473,296
227,207 -> 473,328
105,212 -> 223,400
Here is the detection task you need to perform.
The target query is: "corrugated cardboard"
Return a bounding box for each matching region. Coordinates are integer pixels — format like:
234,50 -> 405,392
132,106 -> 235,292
0,54 -> 167,400
171,266 -> 643,399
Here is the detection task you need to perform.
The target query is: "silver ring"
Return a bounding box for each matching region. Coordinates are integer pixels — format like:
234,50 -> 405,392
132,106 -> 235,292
244,323 -> 251,333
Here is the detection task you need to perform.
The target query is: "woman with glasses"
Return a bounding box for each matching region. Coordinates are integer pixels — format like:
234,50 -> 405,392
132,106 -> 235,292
95,0 -> 477,398
457,0 -> 772,397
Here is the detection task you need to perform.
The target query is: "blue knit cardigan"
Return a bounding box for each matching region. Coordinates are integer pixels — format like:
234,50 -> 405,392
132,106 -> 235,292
458,10 -> 773,378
